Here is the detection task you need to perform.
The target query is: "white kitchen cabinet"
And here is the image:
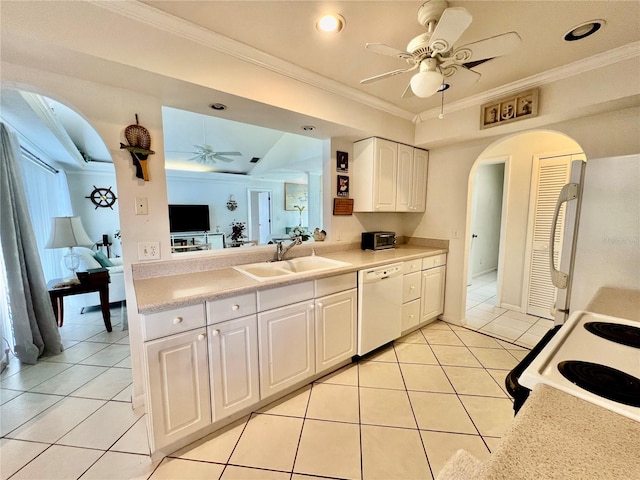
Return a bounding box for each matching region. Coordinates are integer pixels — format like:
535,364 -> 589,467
315,288 -> 357,373
144,328 -> 211,451
421,265 -> 446,325
353,137 -> 428,213
353,137 -> 398,212
401,298 -> 421,333
396,145 -> 428,212
409,148 -> 429,212
258,300 -> 315,399
208,315 -> 259,422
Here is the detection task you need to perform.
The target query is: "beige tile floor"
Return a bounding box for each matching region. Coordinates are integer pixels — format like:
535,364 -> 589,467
466,271 -> 554,348
2,304 -> 528,479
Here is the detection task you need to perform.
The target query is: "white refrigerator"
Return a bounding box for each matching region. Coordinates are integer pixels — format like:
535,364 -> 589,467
551,154 -> 640,324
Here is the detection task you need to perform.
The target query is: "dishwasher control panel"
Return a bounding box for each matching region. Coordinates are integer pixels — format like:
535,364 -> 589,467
360,263 -> 403,282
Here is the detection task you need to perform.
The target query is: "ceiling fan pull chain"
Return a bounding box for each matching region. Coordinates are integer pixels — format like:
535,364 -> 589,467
439,83 -> 446,119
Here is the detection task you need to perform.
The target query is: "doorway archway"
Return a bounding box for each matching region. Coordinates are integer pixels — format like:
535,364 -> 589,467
463,130 -> 585,347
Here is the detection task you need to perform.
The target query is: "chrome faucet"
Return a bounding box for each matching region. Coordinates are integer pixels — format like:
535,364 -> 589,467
276,236 -> 302,261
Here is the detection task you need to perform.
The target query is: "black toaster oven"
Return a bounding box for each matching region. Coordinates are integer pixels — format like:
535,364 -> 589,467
361,231 -> 396,250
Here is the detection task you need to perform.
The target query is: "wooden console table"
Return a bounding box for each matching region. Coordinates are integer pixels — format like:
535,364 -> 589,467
47,268 -> 112,332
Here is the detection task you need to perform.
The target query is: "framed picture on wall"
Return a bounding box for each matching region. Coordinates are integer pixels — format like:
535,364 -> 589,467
284,183 -> 308,211
337,175 -> 349,197
337,151 -> 348,173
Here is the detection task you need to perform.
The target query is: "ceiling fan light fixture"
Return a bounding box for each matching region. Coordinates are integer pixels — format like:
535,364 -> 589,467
410,70 -> 443,98
564,20 -> 604,42
316,14 -> 345,34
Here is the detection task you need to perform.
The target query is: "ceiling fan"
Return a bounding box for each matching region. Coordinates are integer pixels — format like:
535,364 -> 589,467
180,144 -> 242,165
167,119 -> 242,165
360,0 -> 521,98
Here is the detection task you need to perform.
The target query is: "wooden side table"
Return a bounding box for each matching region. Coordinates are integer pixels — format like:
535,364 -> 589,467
47,268 -> 112,332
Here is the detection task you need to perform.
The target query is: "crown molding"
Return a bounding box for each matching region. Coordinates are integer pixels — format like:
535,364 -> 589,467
90,0 -> 415,122
416,41 -> 640,122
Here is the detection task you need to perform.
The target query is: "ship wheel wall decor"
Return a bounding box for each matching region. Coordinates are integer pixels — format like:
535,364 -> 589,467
86,185 -> 117,209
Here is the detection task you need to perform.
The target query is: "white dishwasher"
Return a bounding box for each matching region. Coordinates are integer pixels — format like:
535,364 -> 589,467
357,262 -> 404,355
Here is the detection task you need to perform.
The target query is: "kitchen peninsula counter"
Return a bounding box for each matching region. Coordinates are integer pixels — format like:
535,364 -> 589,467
133,244 -> 447,314
438,383 -> 640,480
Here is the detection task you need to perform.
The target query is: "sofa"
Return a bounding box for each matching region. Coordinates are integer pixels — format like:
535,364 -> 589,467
62,246 -> 126,312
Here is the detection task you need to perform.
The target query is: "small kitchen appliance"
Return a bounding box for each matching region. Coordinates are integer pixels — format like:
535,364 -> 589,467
361,231 -> 396,251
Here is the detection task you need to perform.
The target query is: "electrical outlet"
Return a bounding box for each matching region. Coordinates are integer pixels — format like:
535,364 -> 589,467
138,241 -> 160,261
135,196 -> 148,215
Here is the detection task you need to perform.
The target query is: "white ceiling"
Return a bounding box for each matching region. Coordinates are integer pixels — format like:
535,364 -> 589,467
143,0 -> 640,113
1,1 -> 638,173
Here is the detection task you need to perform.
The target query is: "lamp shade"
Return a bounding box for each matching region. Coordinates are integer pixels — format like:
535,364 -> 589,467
410,70 -> 444,98
45,216 -> 94,249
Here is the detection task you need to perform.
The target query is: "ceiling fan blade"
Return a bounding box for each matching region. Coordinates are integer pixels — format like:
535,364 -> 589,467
401,82 -> 415,98
361,64 -> 418,85
213,154 -> 235,163
213,151 -> 242,156
365,43 -> 413,60
454,31 -> 521,64
428,7 -> 473,55
441,64 -> 481,91
188,154 -> 207,162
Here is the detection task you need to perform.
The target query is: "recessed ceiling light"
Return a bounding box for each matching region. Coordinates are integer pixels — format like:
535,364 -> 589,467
564,20 -> 605,42
316,14 -> 345,34
301,125 -> 316,131
210,103 -> 227,110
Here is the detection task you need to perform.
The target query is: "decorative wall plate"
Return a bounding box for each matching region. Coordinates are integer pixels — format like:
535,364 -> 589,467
86,185 -> 117,209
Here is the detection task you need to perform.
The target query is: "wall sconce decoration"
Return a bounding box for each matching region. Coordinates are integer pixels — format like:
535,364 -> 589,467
226,195 -> 238,211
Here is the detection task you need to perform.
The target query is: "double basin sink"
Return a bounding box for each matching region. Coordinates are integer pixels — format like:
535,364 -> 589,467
234,255 -> 351,282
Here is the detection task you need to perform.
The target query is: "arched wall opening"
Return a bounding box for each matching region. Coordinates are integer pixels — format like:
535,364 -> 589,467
462,129 -> 585,336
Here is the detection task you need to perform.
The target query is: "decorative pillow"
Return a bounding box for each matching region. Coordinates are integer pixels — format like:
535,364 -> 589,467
93,251 -> 114,268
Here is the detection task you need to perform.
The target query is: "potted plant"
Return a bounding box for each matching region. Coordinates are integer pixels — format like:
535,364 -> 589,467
290,225 -> 310,241
229,221 -> 247,244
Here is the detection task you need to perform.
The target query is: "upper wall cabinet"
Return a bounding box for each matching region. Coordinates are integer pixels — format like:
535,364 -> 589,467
352,137 -> 428,212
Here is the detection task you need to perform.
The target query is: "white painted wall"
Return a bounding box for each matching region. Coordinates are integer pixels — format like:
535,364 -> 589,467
67,167 -> 122,257
417,107 -> 640,325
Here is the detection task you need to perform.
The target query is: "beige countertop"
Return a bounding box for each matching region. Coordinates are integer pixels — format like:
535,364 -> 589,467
134,245 -> 446,314
484,384 -> 640,479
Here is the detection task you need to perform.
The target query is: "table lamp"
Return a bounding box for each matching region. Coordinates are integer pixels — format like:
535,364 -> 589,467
45,216 -> 94,278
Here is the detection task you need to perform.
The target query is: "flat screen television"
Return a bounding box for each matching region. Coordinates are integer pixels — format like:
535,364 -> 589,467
168,204 -> 210,233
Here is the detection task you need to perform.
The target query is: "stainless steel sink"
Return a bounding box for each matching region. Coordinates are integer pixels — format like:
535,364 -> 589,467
234,256 -> 350,281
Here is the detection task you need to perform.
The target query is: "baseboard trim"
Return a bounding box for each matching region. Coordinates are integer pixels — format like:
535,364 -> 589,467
500,303 -> 523,312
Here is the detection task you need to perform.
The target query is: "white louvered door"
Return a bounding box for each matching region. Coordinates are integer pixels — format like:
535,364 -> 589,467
525,155 -> 574,318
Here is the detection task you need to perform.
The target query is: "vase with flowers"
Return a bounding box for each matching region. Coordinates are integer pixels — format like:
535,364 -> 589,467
290,225 -> 310,241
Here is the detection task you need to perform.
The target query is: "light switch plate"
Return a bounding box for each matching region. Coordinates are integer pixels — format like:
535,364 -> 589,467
135,196 -> 148,215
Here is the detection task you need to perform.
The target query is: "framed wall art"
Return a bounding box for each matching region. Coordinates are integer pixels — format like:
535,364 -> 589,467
337,175 -> 349,197
337,151 -> 348,172
284,183 -> 308,211
480,88 -> 539,129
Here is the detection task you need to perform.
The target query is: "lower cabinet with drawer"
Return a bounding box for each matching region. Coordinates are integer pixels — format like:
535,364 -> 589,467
141,271 -> 356,454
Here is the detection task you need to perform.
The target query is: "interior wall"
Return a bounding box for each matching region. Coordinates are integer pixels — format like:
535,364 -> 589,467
67,168 -> 122,257
470,163 -> 504,277
416,107 -> 640,325
166,173 -> 310,241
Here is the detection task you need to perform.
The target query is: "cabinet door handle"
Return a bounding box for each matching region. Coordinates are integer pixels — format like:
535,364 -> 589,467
173,317 -> 183,325
410,286 -> 415,290
309,304 -> 315,310
409,314 -> 414,318
317,302 -> 324,308
231,304 -> 240,311
211,329 -> 220,337
197,333 -> 206,341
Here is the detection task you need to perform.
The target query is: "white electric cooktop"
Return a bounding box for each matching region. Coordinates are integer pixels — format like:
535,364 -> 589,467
520,311 -> 640,422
